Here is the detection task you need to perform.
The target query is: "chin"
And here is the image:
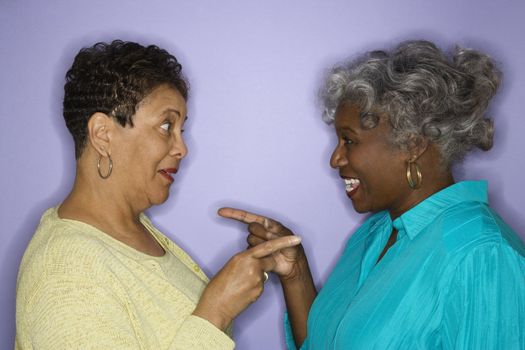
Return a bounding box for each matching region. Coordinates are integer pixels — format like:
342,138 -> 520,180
352,207 -> 370,214
149,191 -> 170,206
350,201 -> 372,214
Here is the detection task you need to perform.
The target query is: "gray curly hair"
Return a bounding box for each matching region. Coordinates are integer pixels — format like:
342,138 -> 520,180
320,40 -> 501,168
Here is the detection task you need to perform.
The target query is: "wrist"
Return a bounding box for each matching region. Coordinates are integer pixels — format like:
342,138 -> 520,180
279,249 -> 310,283
193,301 -> 231,331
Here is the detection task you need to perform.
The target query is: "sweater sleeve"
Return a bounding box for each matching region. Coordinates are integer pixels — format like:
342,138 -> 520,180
170,315 -> 235,349
442,243 -> 525,349
18,272 -> 145,349
17,269 -> 234,349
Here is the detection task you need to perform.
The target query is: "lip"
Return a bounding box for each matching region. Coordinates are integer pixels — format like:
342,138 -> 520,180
340,174 -> 360,198
339,174 -> 356,181
163,168 -> 178,174
346,186 -> 358,198
158,168 -> 177,183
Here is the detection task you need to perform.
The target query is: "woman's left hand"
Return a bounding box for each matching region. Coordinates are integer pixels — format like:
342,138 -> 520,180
218,207 -> 317,346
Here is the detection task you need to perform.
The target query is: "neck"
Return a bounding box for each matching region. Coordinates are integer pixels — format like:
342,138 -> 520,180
389,172 -> 454,220
58,155 -> 165,257
59,162 -> 146,237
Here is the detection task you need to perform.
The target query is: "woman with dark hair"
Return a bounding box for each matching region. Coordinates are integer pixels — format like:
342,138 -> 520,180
15,40 -> 301,349
220,40 -> 525,349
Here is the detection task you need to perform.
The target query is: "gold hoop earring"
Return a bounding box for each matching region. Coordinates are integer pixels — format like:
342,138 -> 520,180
97,154 -> 113,179
406,160 -> 422,189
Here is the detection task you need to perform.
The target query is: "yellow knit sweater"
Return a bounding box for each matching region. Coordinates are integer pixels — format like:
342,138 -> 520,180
15,207 -> 235,349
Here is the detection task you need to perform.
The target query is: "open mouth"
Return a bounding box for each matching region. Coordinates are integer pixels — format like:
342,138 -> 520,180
344,178 -> 360,197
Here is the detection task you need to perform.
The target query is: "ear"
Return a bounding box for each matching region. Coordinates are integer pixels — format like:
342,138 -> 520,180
87,112 -> 114,157
406,135 -> 429,162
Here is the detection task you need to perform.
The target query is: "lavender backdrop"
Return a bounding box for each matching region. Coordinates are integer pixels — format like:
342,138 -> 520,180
1,0 -> 524,348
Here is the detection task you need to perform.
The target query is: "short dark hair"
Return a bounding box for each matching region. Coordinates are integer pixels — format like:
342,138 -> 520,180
63,40 -> 189,158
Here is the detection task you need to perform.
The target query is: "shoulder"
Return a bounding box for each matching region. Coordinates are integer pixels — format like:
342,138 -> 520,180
17,209 -> 123,314
438,201 -> 524,255
445,232 -> 525,301
19,208 -> 117,281
431,204 -> 525,308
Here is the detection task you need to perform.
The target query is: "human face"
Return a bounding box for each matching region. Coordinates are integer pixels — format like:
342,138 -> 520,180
330,103 -> 411,217
111,85 -> 188,209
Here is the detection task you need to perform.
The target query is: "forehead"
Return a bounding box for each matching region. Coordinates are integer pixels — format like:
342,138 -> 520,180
334,102 -> 392,139
334,103 -> 361,129
138,84 -> 187,117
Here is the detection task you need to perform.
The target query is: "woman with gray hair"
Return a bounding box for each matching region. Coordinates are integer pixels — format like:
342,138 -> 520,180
219,40 -> 525,349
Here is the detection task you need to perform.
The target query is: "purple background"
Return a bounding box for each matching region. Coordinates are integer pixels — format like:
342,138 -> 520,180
1,1 -> 524,348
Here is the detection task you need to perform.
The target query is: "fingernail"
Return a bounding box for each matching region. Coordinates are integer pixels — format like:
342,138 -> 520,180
289,236 -> 302,244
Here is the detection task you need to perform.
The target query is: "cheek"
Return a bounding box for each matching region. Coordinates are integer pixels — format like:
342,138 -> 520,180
129,137 -> 164,160
372,156 -> 407,196
116,142 -> 157,179
356,150 -> 406,190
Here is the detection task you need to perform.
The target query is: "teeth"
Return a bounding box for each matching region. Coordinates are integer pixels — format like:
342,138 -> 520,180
344,178 -> 360,192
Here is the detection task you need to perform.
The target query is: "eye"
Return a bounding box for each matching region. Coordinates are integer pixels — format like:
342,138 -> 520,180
160,121 -> 172,133
343,136 -> 353,145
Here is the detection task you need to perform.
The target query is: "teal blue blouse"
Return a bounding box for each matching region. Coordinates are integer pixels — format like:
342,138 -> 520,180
285,181 -> 525,349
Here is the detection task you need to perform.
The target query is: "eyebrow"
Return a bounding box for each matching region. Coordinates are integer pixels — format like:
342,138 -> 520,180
337,125 -> 358,134
160,108 -> 188,121
161,108 -> 182,117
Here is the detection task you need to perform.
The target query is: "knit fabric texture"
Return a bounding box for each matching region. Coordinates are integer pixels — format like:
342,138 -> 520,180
15,207 -> 235,349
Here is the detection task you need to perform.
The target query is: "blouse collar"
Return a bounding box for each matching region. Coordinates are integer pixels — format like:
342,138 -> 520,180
392,181 -> 489,240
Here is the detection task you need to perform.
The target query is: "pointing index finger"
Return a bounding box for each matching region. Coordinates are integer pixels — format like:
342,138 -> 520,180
218,207 -> 266,225
250,235 -> 302,259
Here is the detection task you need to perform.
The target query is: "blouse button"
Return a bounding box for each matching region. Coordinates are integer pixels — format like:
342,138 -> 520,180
193,264 -> 200,272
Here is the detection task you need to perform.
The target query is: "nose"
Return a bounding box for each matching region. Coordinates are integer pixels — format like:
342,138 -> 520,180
170,136 -> 188,159
330,142 -> 348,169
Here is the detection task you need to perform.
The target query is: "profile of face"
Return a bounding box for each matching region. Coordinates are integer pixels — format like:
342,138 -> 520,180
107,84 -> 188,208
330,103 -> 412,216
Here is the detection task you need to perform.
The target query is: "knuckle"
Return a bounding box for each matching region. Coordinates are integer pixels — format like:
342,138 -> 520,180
231,254 -> 243,264
240,211 -> 247,221
246,265 -> 258,276
275,222 -> 289,234
247,236 -> 261,246
264,241 -> 275,251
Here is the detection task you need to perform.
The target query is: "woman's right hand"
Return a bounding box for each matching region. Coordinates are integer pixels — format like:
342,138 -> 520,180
192,233 -> 302,331
218,207 -> 305,280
